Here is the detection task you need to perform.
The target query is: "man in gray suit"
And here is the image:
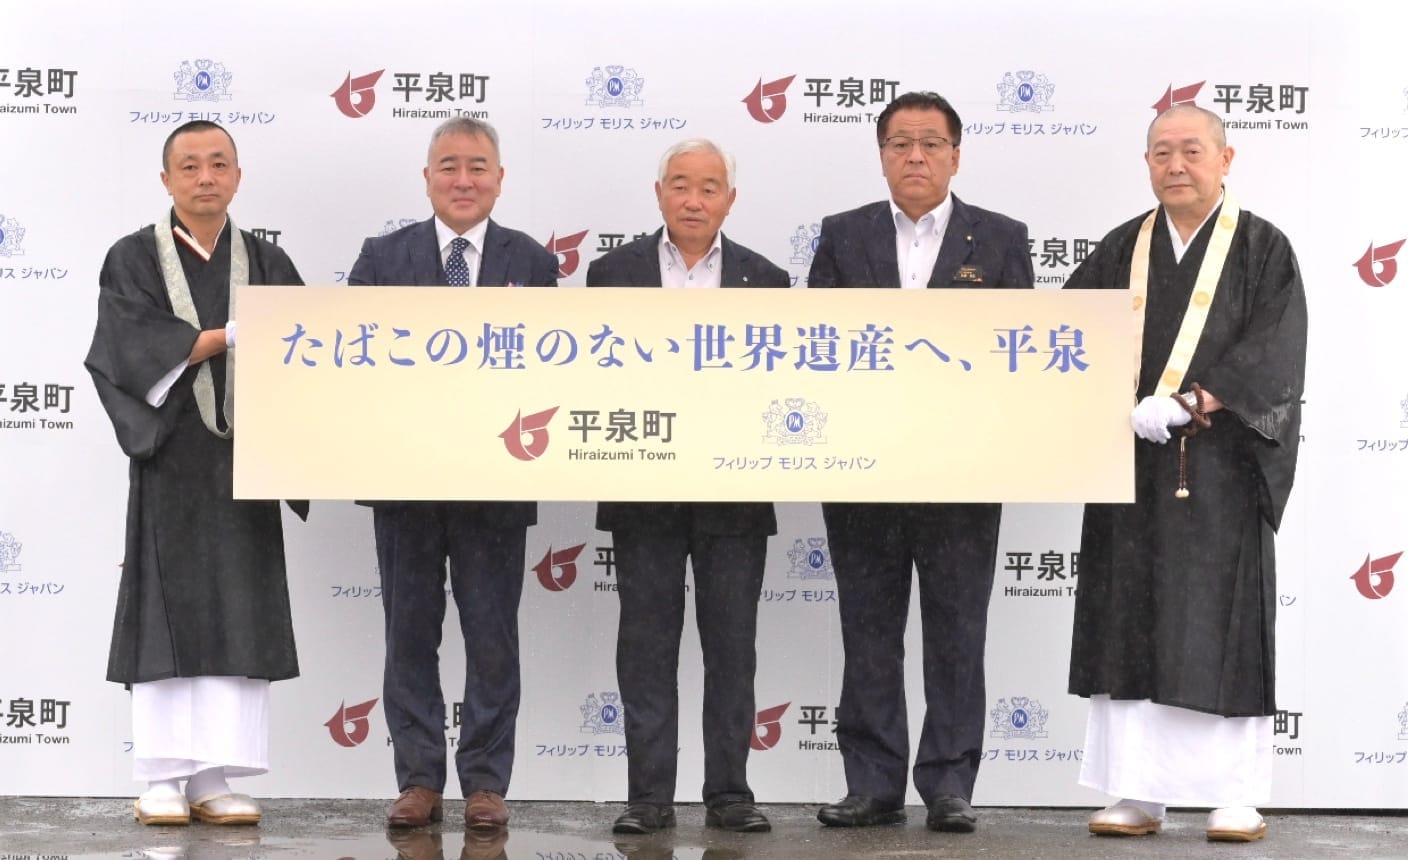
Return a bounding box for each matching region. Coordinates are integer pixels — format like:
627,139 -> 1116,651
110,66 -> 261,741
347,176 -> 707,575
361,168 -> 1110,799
348,117 -> 557,831
587,139 -> 789,835
809,91 -> 1034,834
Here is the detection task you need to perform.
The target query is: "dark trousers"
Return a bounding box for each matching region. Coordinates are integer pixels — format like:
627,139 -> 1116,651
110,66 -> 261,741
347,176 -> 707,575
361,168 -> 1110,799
612,531 -> 767,806
374,502 -> 526,797
822,502 -> 1001,803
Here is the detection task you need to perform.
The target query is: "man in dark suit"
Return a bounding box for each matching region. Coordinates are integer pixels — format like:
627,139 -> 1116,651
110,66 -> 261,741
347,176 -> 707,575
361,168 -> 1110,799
808,92 -> 1035,834
586,139 -> 789,835
347,117 -> 558,831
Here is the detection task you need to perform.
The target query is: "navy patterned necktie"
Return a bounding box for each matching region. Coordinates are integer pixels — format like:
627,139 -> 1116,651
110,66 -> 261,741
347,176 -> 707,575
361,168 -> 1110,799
445,236 -> 470,286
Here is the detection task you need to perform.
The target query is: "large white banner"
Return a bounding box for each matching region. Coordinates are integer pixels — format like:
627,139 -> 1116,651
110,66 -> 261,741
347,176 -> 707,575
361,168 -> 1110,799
1,0 -> 1404,808
232,286 -> 1133,503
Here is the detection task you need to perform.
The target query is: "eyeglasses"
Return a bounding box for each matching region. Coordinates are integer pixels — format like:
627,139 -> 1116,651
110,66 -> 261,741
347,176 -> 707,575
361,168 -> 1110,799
881,136 -> 955,156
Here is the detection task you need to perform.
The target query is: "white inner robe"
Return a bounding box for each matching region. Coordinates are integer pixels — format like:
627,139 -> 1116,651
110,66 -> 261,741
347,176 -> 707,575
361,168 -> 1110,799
1080,695 -> 1273,807
131,676 -> 270,782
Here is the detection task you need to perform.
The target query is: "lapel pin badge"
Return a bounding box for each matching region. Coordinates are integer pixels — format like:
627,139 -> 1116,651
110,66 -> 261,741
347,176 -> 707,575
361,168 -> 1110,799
955,265 -> 984,283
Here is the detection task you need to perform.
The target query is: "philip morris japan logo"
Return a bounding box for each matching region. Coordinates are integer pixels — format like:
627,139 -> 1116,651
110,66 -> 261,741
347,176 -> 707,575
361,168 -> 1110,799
752,702 -> 790,751
325,698 -> 379,747
544,229 -> 590,278
1151,80 -> 1205,112
997,70 -> 1054,113
1350,551 -> 1401,600
499,406 -> 560,460
789,223 -> 820,267
786,538 -> 833,581
763,398 -> 828,445
332,69 -> 386,118
0,531 -> 21,573
377,218 -> 418,237
1353,238 -> 1405,287
534,542 -> 587,591
742,74 -> 797,123
0,215 -> 26,258
581,692 -> 624,735
173,59 -> 232,102
585,65 -> 644,108
990,696 -> 1050,739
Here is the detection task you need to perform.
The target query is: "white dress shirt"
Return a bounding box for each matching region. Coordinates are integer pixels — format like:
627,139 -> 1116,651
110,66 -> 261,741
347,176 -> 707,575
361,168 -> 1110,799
435,216 -> 490,286
891,194 -> 953,289
658,228 -> 723,289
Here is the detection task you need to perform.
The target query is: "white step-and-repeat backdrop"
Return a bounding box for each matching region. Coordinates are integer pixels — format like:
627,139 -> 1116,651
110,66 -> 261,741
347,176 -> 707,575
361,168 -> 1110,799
2,0 -> 1405,807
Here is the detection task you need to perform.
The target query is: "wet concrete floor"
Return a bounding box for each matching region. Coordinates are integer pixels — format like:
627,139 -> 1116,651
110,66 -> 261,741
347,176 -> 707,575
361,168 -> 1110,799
1,798 -> 1405,859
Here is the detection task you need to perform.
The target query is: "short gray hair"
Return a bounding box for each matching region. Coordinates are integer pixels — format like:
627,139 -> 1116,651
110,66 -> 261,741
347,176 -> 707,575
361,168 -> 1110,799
427,117 -> 500,163
657,138 -> 736,191
1147,104 -> 1226,151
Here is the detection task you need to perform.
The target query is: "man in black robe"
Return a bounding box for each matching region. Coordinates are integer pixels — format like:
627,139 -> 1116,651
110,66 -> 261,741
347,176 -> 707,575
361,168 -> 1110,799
85,120 -> 304,827
1065,104 -> 1306,843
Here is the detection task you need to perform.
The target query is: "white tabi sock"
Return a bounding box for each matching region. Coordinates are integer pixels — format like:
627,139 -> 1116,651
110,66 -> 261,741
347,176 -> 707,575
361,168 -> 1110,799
185,766 -> 232,801
1115,797 -> 1166,820
143,778 -> 183,800
1210,805 -> 1262,821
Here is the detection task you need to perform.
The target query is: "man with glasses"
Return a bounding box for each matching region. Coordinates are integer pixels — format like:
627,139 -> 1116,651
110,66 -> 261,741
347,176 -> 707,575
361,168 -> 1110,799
808,91 -> 1033,834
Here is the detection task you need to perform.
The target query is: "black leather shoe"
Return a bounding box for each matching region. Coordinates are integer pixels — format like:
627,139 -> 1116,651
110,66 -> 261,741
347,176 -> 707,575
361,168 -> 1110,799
816,795 -> 905,827
612,803 -> 677,834
705,801 -> 771,833
926,795 -> 977,833
613,841 -> 676,859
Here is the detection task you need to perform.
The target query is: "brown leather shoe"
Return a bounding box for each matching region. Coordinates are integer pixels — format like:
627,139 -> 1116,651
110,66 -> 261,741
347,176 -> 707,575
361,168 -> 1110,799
387,828 -> 443,859
460,828 -> 509,860
387,786 -> 443,828
464,790 -> 509,830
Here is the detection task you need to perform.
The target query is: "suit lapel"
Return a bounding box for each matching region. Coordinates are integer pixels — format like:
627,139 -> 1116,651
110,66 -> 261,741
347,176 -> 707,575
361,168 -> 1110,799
410,218 -> 444,286
478,220 -> 511,286
928,195 -> 979,289
627,229 -> 665,286
863,203 -> 901,288
719,233 -> 752,287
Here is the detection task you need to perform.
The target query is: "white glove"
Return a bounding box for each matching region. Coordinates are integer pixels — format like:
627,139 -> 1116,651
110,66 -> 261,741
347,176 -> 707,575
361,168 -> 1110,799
1130,394 -> 1191,443
225,320 -> 237,349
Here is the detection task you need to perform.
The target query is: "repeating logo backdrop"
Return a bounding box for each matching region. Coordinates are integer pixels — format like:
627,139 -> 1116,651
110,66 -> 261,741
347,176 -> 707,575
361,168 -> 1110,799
1,0 -> 1403,807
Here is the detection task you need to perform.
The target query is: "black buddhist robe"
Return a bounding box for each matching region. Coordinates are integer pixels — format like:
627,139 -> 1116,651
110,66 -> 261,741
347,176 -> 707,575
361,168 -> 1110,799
1065,204 -> 1307,717
85,214 -> 304,684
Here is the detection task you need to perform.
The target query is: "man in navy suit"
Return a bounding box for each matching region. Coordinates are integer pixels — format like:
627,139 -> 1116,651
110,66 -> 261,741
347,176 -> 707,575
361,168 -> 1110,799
586,139 -> 789,835
808,92 -> 1034,834
347,117 -> 558,831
